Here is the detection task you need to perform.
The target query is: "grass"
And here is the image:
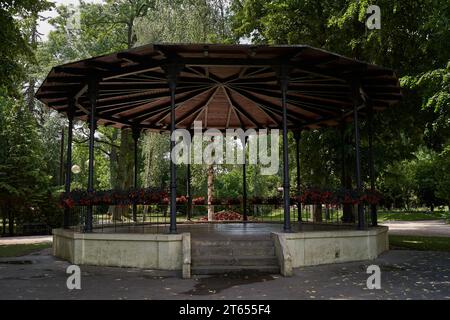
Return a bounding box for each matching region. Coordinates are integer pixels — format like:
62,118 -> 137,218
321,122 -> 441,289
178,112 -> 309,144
389,235 -> 450,252
0,242 -> 52,258
378,210 -> 448,222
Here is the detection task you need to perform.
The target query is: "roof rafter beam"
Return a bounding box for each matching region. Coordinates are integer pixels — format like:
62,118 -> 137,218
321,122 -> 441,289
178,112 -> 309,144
302,103 -> 367,127
132,85 -> 216,124
229,86 -> 303,123
154,86 -> 218,126
243,66 -> 272,78
116,51 -> 161,64
249,84 -> 350,109
224,87 -> 262,128
41,76 -> 85,84
231,85 -> 337,117
231,105 -> 245,129
79,85 -> 212,115
256,104 -> 282,126
142,107 -> 173,125
86,98 -> 165,118
173,87 -> 219,125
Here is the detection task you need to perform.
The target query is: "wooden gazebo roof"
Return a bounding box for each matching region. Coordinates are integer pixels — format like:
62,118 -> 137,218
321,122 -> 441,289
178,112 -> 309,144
36,44 -> 401,131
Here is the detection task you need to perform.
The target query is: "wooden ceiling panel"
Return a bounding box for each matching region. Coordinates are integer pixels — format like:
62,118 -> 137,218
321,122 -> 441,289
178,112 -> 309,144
36,44 -> 401,131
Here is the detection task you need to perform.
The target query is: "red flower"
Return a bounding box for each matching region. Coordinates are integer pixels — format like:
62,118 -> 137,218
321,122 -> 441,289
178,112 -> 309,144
63,198 -> 75,209
201,211 -> 243,221
176,196 -> 187,204
193,197 -> 205,205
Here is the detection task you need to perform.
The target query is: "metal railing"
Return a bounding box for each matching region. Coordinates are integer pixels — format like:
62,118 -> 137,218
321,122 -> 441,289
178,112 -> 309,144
65,201 -> 371,233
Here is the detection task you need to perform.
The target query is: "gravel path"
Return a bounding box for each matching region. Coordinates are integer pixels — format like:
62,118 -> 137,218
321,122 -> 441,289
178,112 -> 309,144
0,219 -> 447,246
0,235 -> 52,245
384,220 -> 450,237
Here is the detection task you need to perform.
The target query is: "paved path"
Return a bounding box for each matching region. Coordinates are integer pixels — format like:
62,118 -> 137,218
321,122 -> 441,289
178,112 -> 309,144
384,220 -> 450,237
0,248 -> 448,300
0,235 -> 52,245
1,219 -> 446,245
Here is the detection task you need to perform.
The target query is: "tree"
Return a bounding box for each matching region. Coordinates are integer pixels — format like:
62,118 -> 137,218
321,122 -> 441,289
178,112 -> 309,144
435,146 -> 450,214
39,1 -> 155,220
0,0 -> 53,95
135,0 -> 231,44
134,0 -> 234,220
231,0 -> 450,72
230,0 -> 450,213
0,96 -> 52,234
5,0 -> 447,228
402,61 -> 450,151
378,160 -> 415,210
413,150 -> 444,211
230,0 -> 345,46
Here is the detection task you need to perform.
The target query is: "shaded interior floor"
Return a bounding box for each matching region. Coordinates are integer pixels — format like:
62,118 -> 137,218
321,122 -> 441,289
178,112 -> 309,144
89,222 -> 359,240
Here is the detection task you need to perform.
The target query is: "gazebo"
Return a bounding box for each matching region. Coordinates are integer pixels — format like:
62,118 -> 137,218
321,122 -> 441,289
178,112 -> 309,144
36,44 -> 401,277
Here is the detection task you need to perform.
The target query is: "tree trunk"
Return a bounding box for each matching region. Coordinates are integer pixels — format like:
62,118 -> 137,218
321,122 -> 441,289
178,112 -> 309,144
108,128 -> 119,220
109,128 -> 119,188
109,20 -> 136,222
342,170 -> 355,222
448,203 -> 450,219
340,122 -> 355,223
111,129 -> 134,221
26,78 -> 36,113
7,205 -> 14,236
207,164 -> 214,221
1,205 -> 5,235
313,204 -> 322,222
142,134 -> 152,217
26,19 -> 37,113
325,206 -> 330,220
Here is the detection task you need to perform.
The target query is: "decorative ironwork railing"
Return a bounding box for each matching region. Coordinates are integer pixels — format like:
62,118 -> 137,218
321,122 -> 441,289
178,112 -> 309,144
60,188 -> 381,208
60,187 -> 378,232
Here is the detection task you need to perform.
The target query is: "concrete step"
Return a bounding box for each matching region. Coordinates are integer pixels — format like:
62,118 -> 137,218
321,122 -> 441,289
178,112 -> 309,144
191,239 -> 274,247
190,237 -> 280,275
192,255 -> 278,267
192,265 -> 280,275
191,245 -> 275,257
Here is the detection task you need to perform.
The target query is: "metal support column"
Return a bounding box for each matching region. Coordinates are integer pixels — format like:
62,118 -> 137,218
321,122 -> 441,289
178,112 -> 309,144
367,98 -> 377,226
279,65 -> 291,232
186,162 -> 192,220
294,131 -> 301,222
63,100 -> 75,228
243,138 -> 248,221
340,121 -> 346,188
168,64 -> 179,234
59,128 -> 65,185
351,81 -> 365,230
86,78 -> 98,233
132,126 -> 140,222
186,129 -> 193,220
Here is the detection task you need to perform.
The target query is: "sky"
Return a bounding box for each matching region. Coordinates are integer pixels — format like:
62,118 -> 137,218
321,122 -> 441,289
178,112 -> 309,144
38,0 -> 103,40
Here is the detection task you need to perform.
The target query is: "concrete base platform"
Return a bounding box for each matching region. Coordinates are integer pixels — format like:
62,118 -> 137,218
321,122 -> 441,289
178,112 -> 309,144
52,223 -> 388,278
272,226 -> 389,276
52,228 -> 191,278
